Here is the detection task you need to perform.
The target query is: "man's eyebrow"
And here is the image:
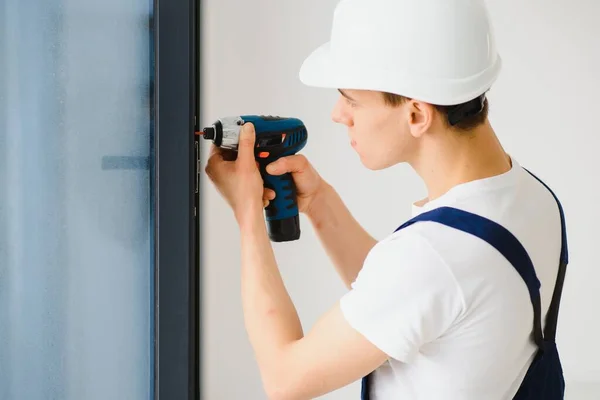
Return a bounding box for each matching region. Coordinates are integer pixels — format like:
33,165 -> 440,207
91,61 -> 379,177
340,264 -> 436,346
338,89 -> 357,102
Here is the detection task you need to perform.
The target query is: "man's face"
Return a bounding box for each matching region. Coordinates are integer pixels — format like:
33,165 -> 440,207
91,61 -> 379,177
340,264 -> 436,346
331,89 -> 418,170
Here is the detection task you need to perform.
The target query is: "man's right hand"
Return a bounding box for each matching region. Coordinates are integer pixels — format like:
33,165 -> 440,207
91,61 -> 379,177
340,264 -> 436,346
263,154 -> 377,289
263,155 -> 326,216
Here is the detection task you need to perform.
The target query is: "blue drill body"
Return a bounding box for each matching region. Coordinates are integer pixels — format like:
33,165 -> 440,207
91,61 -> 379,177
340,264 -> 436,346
201,115 -> 308,242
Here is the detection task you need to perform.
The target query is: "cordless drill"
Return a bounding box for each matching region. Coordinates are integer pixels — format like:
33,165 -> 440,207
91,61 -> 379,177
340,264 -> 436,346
200,115 -> 308,242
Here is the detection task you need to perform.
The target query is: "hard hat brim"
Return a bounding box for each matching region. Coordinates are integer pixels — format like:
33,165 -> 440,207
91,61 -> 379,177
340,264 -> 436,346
299,41 -> 502,106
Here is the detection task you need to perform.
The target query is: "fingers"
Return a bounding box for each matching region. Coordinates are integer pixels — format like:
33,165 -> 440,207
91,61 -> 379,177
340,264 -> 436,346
236,123 -> 256,168
209,143 -> 220,157
205,123 -> 257,182
262,188 -> 275,208
205,146 -> 234,180
221,149 -> 237,161
265,154 -> 310,175
209,143 -> 237,161
205,147 -> 220,178
263,188 -> 276,200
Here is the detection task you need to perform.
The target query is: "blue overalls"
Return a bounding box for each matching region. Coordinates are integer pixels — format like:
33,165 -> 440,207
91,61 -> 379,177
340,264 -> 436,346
361,169 -> 568,400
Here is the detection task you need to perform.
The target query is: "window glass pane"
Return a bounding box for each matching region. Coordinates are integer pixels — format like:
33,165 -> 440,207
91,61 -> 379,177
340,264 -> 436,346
0,1 -> 154,399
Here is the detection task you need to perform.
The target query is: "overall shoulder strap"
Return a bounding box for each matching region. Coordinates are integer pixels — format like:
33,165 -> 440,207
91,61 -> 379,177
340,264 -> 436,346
523,168 -> 568,342
395,206 -> 545,349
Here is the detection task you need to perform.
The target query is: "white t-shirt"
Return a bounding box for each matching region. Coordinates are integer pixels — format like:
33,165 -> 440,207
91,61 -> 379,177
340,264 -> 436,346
339,157 -> 563,400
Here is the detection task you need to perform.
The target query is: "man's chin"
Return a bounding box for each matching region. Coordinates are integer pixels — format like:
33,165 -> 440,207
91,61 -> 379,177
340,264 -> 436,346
359,155 -> 401,171
359,155 -> 387,171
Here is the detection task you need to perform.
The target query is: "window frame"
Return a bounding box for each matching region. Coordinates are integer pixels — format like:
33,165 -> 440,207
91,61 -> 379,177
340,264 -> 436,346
153,0 -> 200,398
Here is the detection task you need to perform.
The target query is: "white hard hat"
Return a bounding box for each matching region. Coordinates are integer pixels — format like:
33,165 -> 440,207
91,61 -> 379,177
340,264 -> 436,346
299,0 -> 502,106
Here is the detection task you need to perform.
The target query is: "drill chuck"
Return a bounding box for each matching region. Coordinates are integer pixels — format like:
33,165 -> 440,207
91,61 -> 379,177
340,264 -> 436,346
202,126 -> 215,141
202,116 -> 244,150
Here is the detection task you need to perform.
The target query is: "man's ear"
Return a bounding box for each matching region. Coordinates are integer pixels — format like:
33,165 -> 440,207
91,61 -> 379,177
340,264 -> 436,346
406,100 -> 434,138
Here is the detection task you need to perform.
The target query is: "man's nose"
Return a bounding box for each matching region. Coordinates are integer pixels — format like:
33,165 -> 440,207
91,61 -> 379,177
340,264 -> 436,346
331,98 -> 353,127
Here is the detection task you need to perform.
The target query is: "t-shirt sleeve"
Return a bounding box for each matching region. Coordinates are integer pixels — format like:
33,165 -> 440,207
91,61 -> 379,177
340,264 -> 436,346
339,230 -> 465,363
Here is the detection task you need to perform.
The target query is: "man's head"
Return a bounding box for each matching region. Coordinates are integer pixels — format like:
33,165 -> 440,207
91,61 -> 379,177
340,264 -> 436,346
331,89 -> 489,170
298,0 -> 502,169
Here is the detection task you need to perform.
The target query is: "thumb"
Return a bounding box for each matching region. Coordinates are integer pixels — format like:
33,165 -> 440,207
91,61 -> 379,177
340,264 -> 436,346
237,123 -> 256,167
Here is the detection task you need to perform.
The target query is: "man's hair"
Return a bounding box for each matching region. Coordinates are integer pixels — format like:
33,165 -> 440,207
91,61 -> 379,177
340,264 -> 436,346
382,92 -> 489,131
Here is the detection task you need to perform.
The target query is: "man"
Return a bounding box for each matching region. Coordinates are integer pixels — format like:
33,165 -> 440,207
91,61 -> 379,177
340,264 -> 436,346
204,0 -> 567,399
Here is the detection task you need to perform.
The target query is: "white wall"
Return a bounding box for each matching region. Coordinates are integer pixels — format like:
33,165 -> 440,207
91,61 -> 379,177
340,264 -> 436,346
200,1 -> 600,399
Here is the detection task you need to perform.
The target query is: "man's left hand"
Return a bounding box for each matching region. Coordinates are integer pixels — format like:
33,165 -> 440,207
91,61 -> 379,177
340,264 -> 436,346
205,122 -> 265,227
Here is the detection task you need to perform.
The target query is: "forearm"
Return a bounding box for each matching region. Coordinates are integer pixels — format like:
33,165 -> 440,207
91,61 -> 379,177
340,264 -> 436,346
239,210 -> 304,384
307,182 -> 378,289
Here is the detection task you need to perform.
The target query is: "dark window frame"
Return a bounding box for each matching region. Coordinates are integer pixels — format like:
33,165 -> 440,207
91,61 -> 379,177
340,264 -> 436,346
153,0 -> 200,398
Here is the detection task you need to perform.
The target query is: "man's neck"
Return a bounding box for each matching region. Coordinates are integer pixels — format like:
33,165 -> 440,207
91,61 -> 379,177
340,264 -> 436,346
409,120 -> 512,204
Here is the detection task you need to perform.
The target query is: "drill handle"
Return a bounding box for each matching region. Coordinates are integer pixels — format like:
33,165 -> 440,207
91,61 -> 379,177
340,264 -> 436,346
259,165 -> 301,242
